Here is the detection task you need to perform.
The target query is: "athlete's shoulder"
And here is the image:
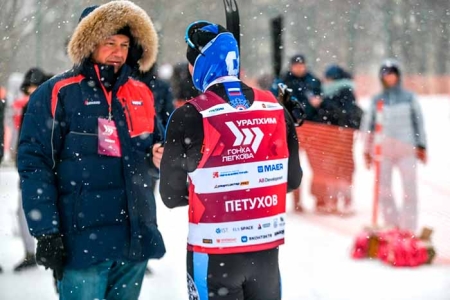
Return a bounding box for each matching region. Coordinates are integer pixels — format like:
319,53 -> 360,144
252,87 -> 279,103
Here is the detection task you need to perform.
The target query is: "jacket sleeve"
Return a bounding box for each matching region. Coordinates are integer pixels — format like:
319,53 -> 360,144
161,83 -> 174,128
361,98 -> 376,154
159,104 -> 203,208
146,115 -> 165,180
284,109 -> 302,192
17,82 -> 63,237
153,115 -> 164,144
310,75 -> 322,97
410,95 -> 427,149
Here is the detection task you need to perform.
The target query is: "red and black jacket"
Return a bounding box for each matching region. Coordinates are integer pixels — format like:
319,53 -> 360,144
18,60 -> 166,268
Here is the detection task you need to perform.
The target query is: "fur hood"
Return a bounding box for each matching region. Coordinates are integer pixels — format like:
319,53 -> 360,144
68,0 -> 158,72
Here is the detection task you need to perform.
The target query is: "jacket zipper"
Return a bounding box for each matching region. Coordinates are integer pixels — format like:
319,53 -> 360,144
69,131 -> 97,136
123,100 -> 134,132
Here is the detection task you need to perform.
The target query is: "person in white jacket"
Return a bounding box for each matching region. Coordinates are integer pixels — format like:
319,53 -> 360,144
362,59 -> 427,232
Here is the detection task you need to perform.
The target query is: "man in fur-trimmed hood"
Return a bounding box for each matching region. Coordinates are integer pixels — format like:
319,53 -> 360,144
68,0 -> 158,72
17,1 -> 166,299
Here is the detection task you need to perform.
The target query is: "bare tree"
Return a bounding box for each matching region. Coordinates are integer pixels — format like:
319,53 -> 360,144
0,0 -> 65,86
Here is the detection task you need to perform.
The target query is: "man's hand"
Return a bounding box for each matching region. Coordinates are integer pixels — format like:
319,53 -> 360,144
173,99 -> 186,109
36,234 -> 65,280
364,152 -> 372,169
152,143 -> 164,169
416,146 -> 427,164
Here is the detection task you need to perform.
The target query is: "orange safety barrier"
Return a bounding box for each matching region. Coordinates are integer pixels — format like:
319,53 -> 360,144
295,121 -> 356,215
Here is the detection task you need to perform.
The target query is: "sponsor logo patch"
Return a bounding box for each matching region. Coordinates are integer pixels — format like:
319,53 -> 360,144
259,176 -> 283,183
257,163 -> 284,173
212,170 -> 248,179
233,226 -> 253,232
214,181 -> 249,189
216,238 -> 237,244
249,234 -> 273,241
274,230 -> 285,236
84,99 -> 101,106
208,107 -> 224,113
215,227 -> 228,234
131,100 -> 143,106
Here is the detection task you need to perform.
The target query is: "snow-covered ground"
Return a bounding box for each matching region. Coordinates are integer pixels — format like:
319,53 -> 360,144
1,95 -> 449,300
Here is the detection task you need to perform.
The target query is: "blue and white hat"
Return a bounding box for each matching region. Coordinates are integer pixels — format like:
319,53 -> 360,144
185,21 -> 240,92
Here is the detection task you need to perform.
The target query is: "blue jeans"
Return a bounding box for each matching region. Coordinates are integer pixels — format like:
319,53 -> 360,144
58,260 -> 148,300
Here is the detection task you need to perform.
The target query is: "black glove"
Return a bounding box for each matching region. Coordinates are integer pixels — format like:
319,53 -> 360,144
36,234 -> 66,280
285,96 -> 306,126
277,83 -> 306,126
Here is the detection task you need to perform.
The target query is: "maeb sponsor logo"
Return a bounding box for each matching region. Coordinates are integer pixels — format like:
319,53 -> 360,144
257,163 -> 283,173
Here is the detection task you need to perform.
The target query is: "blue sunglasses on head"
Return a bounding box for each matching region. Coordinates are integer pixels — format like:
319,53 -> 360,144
185,20 -> 219,55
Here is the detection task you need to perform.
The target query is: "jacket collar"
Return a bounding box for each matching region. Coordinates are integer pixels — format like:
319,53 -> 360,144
285,71 -> 310,81
383,83 -> 402,93
76,60 -> 131,92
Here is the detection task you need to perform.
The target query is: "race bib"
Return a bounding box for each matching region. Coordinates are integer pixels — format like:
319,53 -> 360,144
98,118 -> 122,157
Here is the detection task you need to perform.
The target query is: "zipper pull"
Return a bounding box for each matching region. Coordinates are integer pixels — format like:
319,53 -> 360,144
108,106 -> 112,121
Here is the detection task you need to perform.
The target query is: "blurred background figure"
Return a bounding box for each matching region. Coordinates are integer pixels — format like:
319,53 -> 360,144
138,64 -> 174,129
312,64 -> 363,214
170,62 -> 200,109
3,73 -> 24,164
362,59 -> 427,232
283,54 -> 322,119
0,86 -> 5,274
257,73 -> 274,90
13,67 -> 52,272
282,54 -> 322,212
0,86 -> 6,166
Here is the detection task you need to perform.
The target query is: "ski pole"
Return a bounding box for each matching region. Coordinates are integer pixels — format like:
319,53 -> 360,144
223,0 -> 240,77
372,99 -> 384,227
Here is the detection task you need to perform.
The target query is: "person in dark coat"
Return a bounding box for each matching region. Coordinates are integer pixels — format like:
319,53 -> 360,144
12,67 -> 53,273
281,54 -> 322,212
318,65 -> 362,129
171,62 -> 200,108
282,54 -> 322,121
308,65 -> 363,214
17,2 -> 165,299
137,64 -> 174,128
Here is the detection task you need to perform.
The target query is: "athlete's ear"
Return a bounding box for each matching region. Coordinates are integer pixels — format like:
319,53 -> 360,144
188,63 -> 194,76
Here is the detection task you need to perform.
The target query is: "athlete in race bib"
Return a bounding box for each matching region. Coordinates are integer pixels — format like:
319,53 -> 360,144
160,21 -> 302,300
